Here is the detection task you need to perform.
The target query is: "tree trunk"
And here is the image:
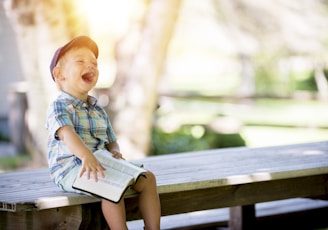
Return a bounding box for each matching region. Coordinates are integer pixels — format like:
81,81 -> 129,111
314,62 -> 328,101
111,0 -> 182,159
6,0 -> 88,166
238,53 -> 255,97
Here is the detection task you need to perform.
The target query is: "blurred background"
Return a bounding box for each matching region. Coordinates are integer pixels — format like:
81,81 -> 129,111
1,0 -> 328,171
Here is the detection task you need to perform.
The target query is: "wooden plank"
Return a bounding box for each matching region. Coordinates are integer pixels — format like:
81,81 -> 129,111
139,142 -> 328,192
0,141 -> 327,230
125,174 -> 328,220
127,198 -> 328,230
0,141 -> 327,214
0,205 -> 83,230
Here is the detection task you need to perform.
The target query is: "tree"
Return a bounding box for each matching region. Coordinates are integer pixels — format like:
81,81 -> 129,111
6,0 -> 182,164
109,0 -> 182,159
5,0 -> 89,165
213,0 -> 328,97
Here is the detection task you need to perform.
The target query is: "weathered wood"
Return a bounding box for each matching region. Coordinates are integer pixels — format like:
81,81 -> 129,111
140,142 -> 328,193
229,205 -> 256,230
0,141 -> 328,230
127,198 -> 328,230
125,173 -> 328,220
1,142 -> 328,212
0,205 -> 83,230
80,203 -> 105,230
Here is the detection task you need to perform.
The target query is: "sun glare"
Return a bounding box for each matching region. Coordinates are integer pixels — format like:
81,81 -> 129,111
77,0 -> 139,87
79,0 -> 134,36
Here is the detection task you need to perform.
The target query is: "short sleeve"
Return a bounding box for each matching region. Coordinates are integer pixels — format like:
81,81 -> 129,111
46,101 -> 74,140
106,116 -> 116,142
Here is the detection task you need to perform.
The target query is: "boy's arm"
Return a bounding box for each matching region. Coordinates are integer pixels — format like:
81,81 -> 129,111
106,141 -> 124,159
56,125 -> 105,182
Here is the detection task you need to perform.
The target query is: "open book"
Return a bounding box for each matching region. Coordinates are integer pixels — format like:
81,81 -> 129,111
73,149 -> 147,203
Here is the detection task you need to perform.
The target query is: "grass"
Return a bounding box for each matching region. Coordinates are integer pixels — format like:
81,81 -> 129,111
241,126 -> 328,148
0,154 -> 31,172
2,95 -> 328,170
156,97 -> 328,148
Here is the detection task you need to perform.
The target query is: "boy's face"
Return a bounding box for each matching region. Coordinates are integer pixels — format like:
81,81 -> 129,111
54,47 -> 99,100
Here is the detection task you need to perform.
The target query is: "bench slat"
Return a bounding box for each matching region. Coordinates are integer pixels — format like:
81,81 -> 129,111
0,141 -> 328,213
127,198 -> 328,230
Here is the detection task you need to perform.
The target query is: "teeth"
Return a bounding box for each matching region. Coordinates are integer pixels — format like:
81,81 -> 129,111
83,72 -> 93,77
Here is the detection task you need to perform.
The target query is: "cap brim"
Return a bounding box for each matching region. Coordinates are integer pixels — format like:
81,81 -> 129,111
60,36 -> 98,60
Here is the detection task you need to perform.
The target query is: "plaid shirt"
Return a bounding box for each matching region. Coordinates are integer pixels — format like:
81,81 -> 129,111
46,91 -> 116,184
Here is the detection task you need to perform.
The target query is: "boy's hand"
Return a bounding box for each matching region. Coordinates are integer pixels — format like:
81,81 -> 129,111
105,141 -> 124,159
111,150 -> 124,159
56,126 -> 106,182
79,153 -> 106,182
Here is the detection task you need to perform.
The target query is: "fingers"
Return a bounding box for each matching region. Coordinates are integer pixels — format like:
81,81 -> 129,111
112,151 -> 124,159
79,163 -> 106,182
79,167 -> 86,178
92,168 -> 99,182
79,167 -> 94,180
99,164 -> 106,178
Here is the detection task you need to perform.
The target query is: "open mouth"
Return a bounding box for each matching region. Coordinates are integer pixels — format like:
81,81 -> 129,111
82,72 -> 95,83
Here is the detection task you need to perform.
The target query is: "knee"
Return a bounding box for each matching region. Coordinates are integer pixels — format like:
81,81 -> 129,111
134,170 -> 157,192
144,171 -> 157,186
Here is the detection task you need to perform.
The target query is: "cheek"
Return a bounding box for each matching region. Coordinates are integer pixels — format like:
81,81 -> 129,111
94,70 -> 100,80
60,66 -> 73,77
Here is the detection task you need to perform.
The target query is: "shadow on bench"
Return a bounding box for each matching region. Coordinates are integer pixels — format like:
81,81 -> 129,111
127,198 -> 328,230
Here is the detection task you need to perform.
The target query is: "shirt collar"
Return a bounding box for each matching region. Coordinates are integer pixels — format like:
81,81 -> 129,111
58,91 -> 97,109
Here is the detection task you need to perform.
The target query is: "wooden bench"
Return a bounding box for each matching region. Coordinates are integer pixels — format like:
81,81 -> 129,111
128,198 -> 328,229
1,141 -> 328,229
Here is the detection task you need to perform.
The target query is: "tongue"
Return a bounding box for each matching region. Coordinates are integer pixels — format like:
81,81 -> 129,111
82,73 -> 93,82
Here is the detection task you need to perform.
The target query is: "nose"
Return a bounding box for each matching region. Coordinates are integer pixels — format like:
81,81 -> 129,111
85,61 -> 97,70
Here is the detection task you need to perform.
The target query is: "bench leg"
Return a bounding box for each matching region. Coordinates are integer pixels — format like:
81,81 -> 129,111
229,205 -> 256,230
0,206 -> 83,230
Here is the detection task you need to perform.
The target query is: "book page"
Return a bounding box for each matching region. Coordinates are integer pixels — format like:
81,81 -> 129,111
73,149 -> 147,203
73,165 -> 134,203
94,150 -> 147,179
100,166 -> 132,189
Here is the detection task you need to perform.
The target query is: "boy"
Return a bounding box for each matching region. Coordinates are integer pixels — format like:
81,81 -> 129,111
46,36 -> 161,230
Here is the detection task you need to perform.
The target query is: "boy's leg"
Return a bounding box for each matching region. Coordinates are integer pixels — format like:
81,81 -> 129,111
133,171 -> 161,230
101,199 -> 128,230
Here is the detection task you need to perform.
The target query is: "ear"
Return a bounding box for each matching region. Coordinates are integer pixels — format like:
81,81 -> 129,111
52,66 -> 64,81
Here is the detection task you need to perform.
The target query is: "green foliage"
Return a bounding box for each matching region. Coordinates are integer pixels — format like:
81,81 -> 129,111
0,155 -> 31,172
255,66 -> 277,95
295,69 -> 328,92
295,73 -> 317,91
150,125 -> 246,155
